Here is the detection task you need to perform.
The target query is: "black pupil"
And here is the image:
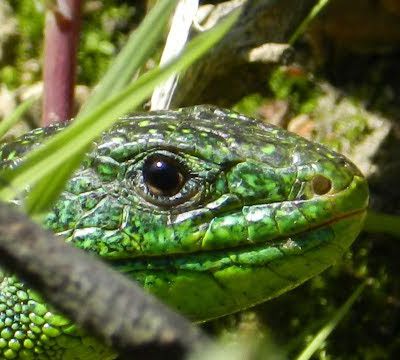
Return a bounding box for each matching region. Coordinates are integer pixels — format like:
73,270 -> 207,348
143,155 -> 184,196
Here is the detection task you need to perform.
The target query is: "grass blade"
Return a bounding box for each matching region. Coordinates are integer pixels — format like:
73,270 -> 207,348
150,0 -> 199,110
364,210 -> 400,237
295,281 -> 367,360
0,9 -> 240,214
0,97 -> 37,139
79,0 -> 179,116
289,0 -> 330,44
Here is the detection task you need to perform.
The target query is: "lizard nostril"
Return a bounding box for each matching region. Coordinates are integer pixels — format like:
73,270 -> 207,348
311,175 -> 332,195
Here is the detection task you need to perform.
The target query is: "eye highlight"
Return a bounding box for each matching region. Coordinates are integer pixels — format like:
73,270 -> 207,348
143,154 -> 186,196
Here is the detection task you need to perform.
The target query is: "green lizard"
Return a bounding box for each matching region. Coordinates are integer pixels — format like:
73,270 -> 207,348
0,106 -> 368,359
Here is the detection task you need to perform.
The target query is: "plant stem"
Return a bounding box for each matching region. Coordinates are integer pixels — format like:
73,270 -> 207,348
42,0 -> 82,126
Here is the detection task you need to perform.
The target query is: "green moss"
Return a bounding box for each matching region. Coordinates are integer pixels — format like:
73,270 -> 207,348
269,66 -> 321,114
233,93 -> 264,118
6,0 -> 44,87
77,2 -> 138,85
0,66 -> 19,89
4,1 -> 139,88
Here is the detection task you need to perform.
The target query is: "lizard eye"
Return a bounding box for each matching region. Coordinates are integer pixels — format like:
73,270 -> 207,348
128,150 -> 206,209
143,154 -> 186,196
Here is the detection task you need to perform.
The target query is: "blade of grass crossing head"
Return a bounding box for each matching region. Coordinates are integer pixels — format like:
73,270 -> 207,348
2,9 -> 240,214
25,147 -> 90,215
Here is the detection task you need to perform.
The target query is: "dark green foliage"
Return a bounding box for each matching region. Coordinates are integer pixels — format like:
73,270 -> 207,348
77,1 -> 139,85
4,1 -> 44,87
4,1 -> 141,88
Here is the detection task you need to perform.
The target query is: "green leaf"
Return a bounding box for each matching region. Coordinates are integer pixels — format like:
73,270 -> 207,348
0,97 -> 37,139
79,0 -> 179,116
0,9 -> 240,215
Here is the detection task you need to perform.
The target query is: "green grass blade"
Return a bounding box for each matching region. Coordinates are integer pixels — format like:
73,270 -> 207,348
0,9 -> 240,214
289,0 -> 330,44
79,0 -> 178,116
295,281 -> 367,360
364,210 -> 400,237
27,155 -> 87,216
0,97 -> 37,139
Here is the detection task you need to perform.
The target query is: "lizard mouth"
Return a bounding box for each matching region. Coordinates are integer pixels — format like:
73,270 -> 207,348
110,208 -> 367,273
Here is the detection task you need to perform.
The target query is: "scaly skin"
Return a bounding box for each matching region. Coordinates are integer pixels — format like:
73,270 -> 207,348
0,106 -> 368,359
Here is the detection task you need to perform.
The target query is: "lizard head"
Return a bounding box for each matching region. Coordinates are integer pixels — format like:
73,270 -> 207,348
0,106 -> 368,359
44,105 -> 368,321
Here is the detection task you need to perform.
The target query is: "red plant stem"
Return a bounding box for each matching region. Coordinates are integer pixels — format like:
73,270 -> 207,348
42,0 -> 82,126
